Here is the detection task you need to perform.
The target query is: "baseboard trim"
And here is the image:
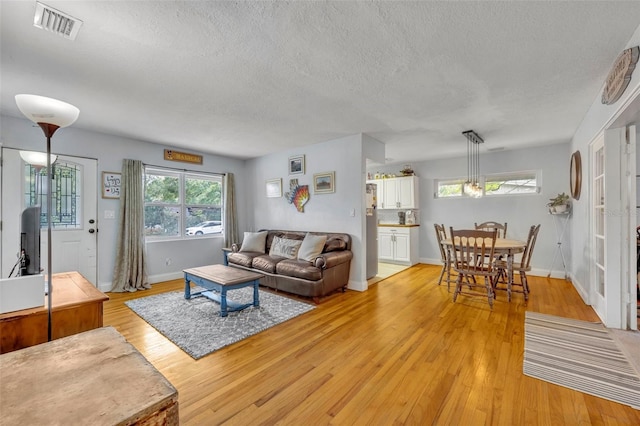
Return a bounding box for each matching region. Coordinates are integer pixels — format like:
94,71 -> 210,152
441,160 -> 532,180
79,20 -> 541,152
148,272 -> 183,284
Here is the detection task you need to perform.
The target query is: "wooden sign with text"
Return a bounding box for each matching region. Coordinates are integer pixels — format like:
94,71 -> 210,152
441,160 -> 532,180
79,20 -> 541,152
164,149 -> 203,165
602,46 -> 639,105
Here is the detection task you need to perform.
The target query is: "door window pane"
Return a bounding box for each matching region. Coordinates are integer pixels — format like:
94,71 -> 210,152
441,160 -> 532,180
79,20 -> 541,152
24,160 -> 82,229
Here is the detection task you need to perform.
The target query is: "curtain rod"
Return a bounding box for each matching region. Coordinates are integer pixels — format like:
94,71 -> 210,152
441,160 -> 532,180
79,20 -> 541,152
142,162 -> 225,176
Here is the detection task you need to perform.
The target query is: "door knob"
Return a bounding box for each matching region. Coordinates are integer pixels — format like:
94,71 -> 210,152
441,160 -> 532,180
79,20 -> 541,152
89,229 -> 95,234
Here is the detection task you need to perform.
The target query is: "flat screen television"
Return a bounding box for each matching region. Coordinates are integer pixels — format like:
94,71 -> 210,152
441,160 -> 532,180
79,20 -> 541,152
20,206 -> 41,276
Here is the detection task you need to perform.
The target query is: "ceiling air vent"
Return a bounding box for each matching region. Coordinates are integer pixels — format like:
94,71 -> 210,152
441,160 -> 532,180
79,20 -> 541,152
33,2 -> 83,40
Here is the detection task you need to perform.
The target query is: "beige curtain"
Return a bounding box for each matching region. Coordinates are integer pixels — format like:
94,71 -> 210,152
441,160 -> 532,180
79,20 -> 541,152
111,159 -> 150,292
223,173 -> 239,248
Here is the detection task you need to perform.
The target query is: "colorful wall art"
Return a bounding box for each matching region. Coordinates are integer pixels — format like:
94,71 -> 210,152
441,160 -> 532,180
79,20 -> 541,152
285,179 -> 309,212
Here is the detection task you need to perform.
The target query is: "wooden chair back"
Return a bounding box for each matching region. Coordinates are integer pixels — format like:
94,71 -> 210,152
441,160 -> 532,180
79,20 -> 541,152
448,228 -> 497,275
474,221 -> 507,239
520,224 -> 541,270
434,223 -> 447,262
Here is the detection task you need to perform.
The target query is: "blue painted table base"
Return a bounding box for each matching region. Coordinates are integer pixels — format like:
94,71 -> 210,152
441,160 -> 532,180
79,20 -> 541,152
184,272 -> 260,317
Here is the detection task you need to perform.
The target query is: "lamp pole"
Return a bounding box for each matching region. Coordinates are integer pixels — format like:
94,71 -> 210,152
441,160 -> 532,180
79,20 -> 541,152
39,123 -> 59,341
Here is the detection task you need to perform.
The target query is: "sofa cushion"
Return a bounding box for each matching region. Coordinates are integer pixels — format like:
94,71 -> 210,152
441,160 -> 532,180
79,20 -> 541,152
297,233 -> 327,262
227,252 -> 262,268
252,255 -> 285,274
324,237 -> 347,252
269,237 -> 302,259
240,231 -> 268,253
276,259 -> 323,281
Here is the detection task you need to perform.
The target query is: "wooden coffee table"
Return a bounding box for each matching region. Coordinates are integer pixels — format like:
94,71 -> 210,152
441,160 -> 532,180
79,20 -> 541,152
183,265 -> 263,317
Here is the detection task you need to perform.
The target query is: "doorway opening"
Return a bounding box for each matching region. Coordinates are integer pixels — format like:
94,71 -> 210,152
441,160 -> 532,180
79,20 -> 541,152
367,262 -> 410,286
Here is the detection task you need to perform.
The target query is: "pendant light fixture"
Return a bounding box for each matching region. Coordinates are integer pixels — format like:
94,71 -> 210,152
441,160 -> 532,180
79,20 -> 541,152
462,130 -> 484,198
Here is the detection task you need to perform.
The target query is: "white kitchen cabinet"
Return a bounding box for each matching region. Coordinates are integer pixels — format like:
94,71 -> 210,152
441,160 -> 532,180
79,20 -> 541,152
367,176 -> 418,209
377,226 -> 419,265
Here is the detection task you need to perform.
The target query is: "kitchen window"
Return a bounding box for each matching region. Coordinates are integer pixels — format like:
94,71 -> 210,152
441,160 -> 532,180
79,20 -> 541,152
435,170 -> 539,198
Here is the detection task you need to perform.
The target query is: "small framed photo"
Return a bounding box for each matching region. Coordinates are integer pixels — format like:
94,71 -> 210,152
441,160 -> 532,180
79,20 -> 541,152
313,171 -> 335,194
266,178 -> 282,198
288,155 -> 305,175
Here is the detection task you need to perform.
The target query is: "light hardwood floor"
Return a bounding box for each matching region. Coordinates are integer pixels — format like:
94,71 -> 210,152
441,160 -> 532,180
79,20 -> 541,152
104,264 -> 640,425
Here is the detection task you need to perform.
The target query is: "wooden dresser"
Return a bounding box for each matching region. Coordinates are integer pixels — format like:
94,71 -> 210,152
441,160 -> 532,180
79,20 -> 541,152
0,271 -> 109,354
0,327 -> 178,425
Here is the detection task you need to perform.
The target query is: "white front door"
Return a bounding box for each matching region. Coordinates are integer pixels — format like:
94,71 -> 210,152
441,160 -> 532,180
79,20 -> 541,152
0,148 -> 98,285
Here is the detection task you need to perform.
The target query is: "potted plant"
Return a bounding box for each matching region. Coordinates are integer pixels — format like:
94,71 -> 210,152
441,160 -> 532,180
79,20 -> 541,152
547,192 -> 571,213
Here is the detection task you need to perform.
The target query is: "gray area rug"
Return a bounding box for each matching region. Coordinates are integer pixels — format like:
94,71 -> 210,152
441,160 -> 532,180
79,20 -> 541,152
125,287 -> 315,359
523,311 -> 640,409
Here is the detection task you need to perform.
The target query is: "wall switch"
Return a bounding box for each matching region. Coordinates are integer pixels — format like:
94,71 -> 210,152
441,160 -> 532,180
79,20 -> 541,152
350,209 -> 356,217
104,210 -> 115,219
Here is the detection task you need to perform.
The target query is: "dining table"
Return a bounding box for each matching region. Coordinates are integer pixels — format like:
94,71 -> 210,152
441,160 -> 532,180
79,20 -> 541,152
441,237 -> 527,301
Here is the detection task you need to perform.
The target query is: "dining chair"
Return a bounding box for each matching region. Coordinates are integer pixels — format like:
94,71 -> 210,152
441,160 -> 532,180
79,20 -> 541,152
449,228 -> 499,309
434,224 -> 454,289
474,221 -> 507,238
493,224 -> 541,301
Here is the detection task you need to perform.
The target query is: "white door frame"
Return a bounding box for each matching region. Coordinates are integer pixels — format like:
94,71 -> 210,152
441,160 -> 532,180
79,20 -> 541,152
590,133 -> 607,321
623,125 -> 637,330
591,127 -> 633,329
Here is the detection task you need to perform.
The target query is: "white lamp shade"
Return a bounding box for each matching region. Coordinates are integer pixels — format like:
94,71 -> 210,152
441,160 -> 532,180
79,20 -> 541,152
15,94 -> 79,127
19,150 -> 57,167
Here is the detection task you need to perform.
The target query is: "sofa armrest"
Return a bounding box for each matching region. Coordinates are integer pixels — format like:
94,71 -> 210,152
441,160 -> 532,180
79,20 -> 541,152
314,250 -> 353,269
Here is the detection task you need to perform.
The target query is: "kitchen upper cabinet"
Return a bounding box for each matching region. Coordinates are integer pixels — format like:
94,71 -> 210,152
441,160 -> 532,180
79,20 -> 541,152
367,176 -> 419,209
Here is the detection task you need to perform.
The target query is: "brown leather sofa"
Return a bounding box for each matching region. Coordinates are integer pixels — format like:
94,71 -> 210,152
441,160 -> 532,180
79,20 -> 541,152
227,230 -> 352,302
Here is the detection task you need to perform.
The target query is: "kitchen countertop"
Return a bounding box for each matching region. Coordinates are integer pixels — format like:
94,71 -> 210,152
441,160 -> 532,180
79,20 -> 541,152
378,223 -> 420,227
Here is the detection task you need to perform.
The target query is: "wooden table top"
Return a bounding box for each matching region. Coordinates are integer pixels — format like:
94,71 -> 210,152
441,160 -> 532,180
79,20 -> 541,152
184,264 -> 264,286
0,327 -> 178,425
0,271 -> 108,320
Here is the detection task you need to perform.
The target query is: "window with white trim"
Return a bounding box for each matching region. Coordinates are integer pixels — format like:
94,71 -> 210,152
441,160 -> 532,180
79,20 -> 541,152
144,167 -> 223,239
435,170 -> 538,198
484,171 -> 538,196
435,178 -> 467,198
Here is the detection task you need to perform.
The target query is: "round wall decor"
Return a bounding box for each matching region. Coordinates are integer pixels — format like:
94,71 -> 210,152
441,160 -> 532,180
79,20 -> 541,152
570,150 -> 582,200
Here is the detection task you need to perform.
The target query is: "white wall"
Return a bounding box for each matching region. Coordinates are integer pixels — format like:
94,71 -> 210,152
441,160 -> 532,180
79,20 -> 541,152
569,23 -> 640,301
247,134 -> 368,289
369,142 -> 571,277
0,115 -> 249,290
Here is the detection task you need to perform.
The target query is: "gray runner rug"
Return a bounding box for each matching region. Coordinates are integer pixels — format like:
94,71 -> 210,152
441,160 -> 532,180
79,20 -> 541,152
125,287 -> 315,359
523,311 -> 640,409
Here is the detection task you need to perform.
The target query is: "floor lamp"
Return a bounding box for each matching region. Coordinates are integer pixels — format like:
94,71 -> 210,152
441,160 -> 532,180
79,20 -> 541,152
15,94 -> 79,341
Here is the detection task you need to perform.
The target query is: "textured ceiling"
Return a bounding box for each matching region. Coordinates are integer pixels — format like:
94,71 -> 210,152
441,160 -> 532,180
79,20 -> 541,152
1,1 -> 640,165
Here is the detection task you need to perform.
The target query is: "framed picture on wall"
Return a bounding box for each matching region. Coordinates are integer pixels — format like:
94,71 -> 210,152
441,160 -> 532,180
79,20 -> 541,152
288,155 -> 305,175
266,178 -> 282,198
102,172 -> 121,199
313,171 -> 335,194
